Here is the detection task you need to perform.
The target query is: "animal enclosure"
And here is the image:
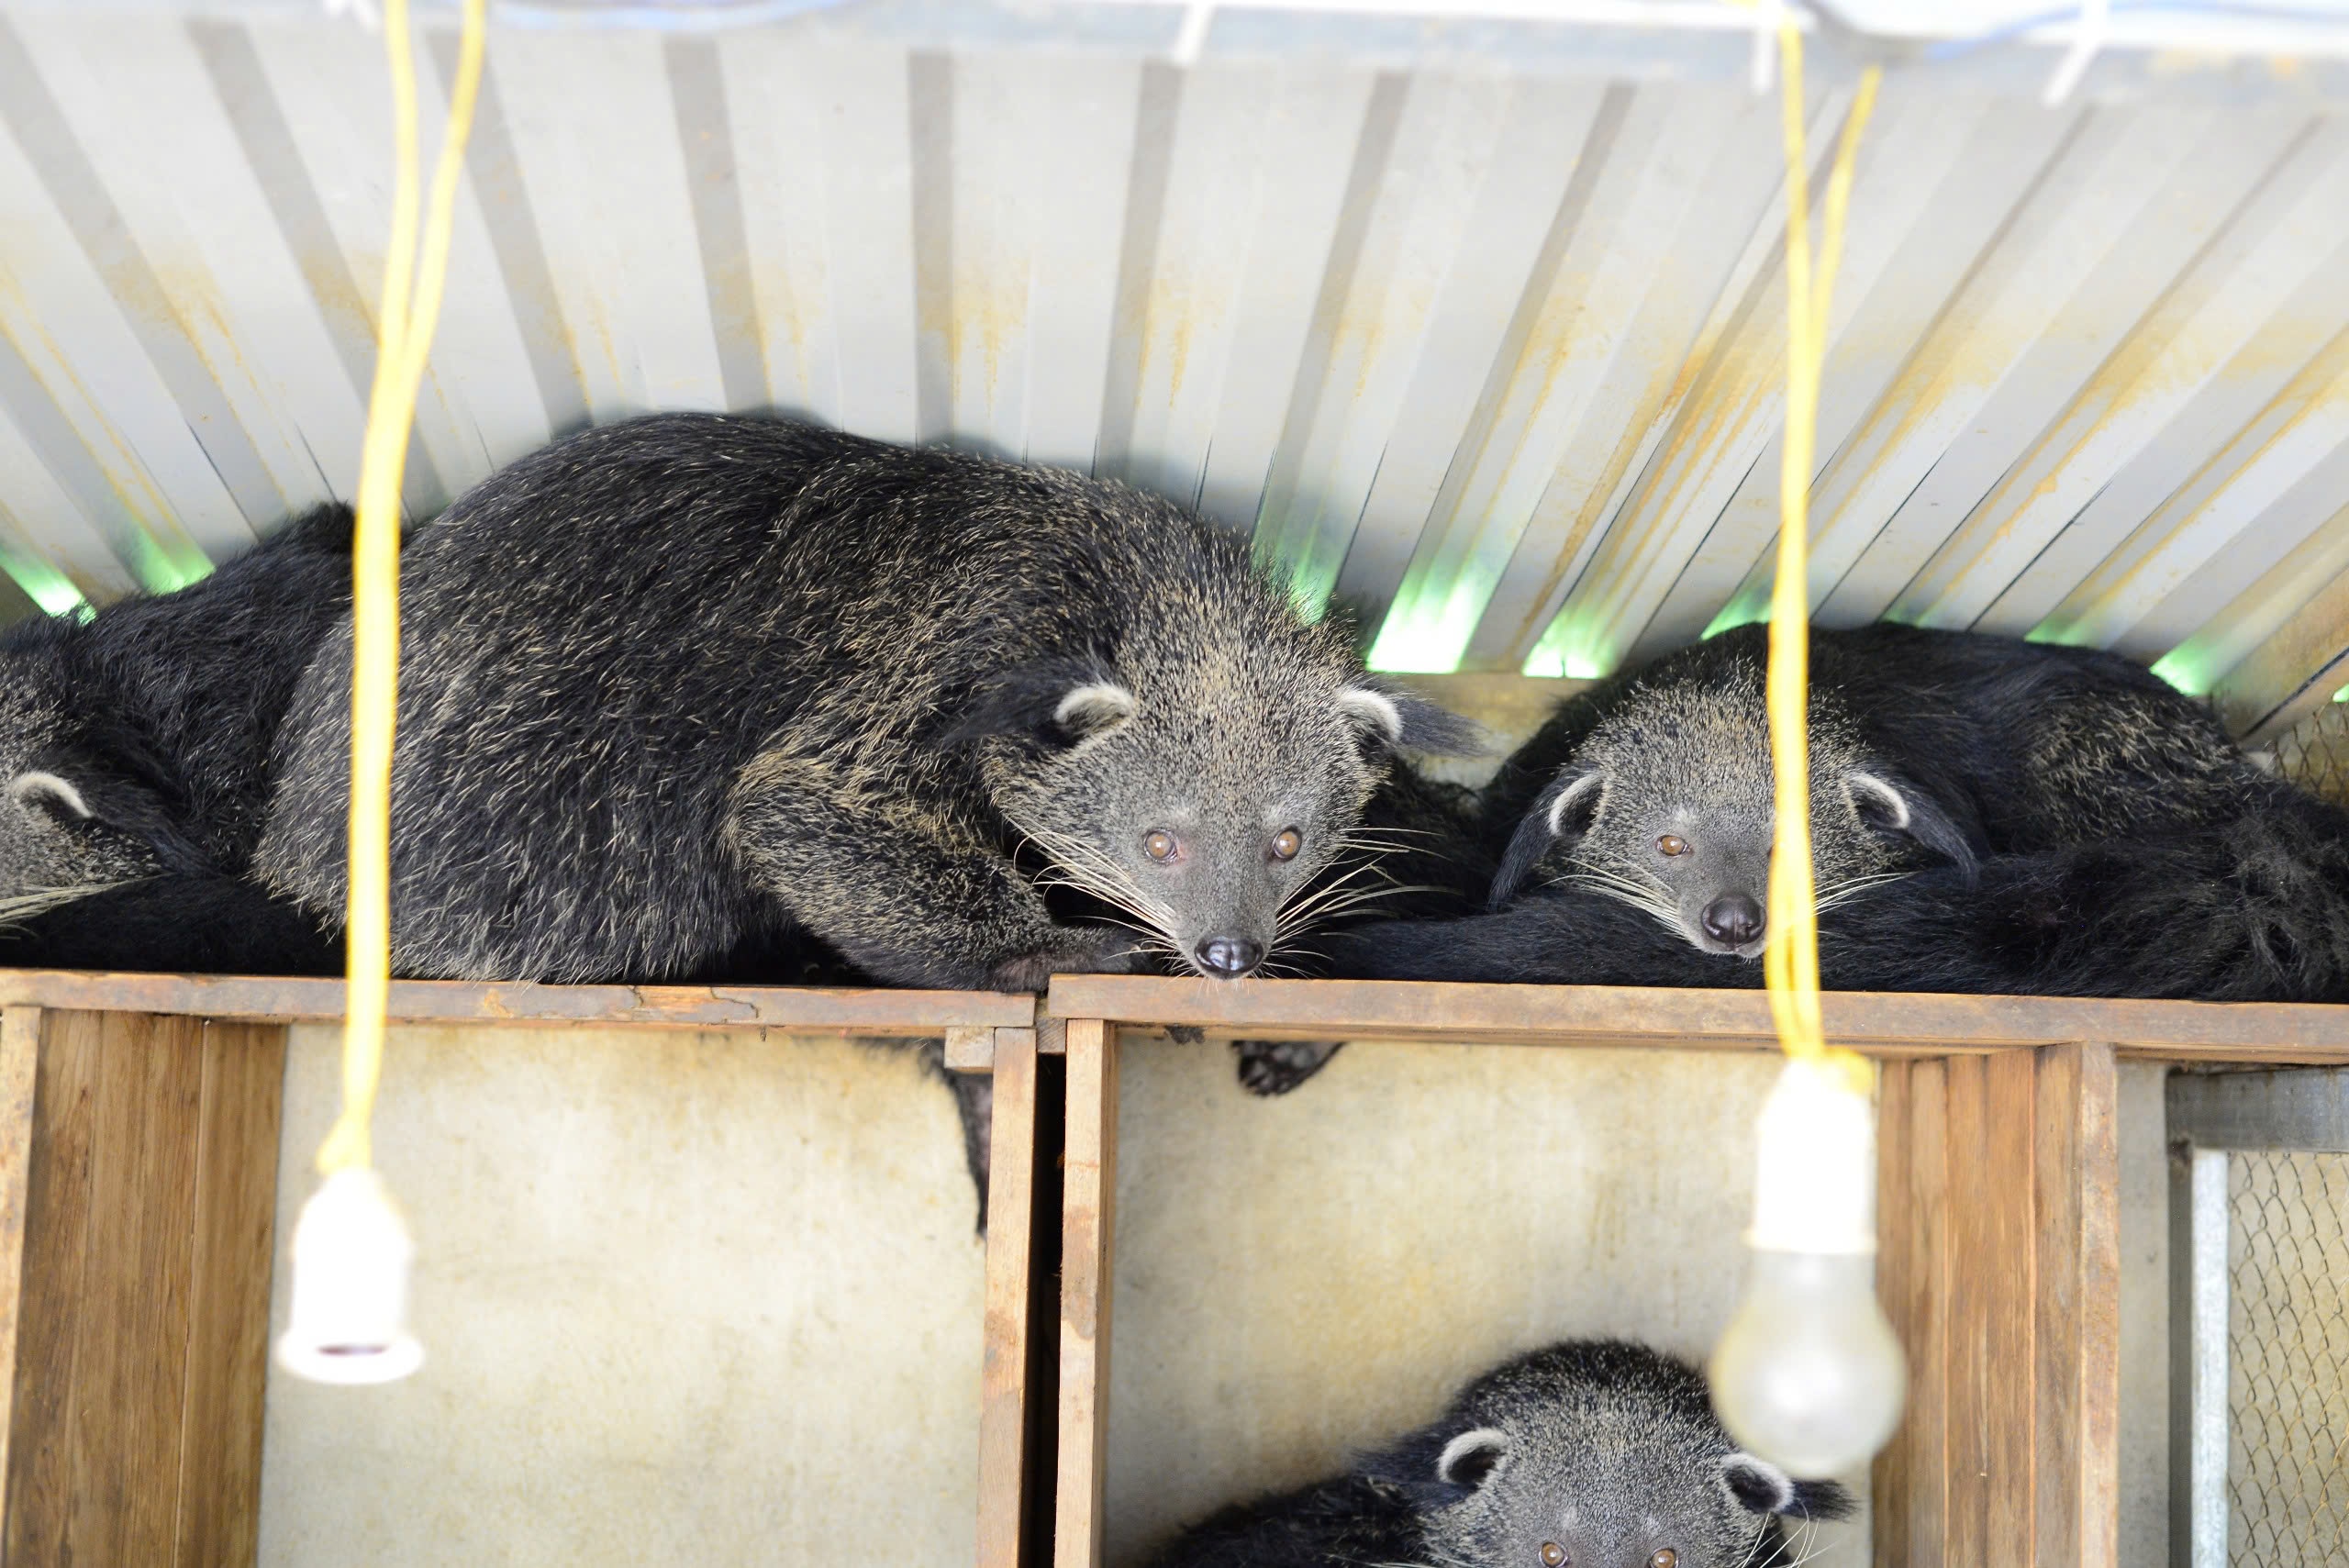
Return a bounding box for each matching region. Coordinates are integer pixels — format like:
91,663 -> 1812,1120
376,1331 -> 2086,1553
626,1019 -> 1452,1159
3,2 -> 2349,1566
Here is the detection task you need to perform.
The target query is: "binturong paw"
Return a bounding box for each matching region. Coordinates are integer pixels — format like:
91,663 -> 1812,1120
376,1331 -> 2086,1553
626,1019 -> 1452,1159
984,924 -> 1151,993
1233,1039 -> 1345,1096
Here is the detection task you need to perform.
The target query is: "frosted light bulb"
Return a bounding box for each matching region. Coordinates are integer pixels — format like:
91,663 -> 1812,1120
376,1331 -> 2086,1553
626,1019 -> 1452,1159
1708,1058 -> 1905,1476
275,1168 -> 424,1385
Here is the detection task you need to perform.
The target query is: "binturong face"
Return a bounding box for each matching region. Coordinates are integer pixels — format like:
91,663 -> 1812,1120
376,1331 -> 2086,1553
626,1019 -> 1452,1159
1403,1422 -> 1847,1568
0,676 -> 173,917
961,626 -> 1477,980
1490,677 -> 1977,958
1365,1343 -> 1855,1568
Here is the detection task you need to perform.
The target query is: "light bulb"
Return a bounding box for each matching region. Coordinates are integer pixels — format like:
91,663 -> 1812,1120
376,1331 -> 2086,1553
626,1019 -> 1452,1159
1708,1058 -> 1905,1477
274,1167 -> 424,1385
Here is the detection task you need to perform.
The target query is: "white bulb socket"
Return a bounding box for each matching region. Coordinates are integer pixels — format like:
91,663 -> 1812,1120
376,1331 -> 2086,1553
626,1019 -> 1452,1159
1709,1057 -> 1906,1477
274,1168 -> 424,1385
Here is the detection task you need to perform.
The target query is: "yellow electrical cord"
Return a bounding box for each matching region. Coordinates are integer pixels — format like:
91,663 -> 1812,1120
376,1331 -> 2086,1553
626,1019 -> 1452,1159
1758,18 -> 1881,1093
316,0 -> 488,1176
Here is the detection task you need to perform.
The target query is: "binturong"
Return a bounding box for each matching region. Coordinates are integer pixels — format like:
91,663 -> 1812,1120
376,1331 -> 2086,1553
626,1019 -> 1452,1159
1148,1339 -> 1852,1568
1485,621 -> 2263,958
256,414 -> 1477,989
0,504 -> 358,929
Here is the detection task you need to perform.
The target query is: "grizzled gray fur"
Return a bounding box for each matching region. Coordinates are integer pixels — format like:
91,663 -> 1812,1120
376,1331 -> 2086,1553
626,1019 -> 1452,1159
257,414 -> 1471,988
1150,1339 -> 1850,1568
0,503 -> 355,924
1487,622 -> 2261,958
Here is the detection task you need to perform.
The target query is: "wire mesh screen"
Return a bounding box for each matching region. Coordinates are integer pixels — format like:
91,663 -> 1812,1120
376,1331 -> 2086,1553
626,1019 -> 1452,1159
2227,1150 -> 2349,1562
2266,702 -> 2349,806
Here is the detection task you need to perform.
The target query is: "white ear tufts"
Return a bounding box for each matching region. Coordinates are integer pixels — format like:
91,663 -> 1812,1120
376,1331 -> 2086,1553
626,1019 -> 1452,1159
1338,686 -> 1405,746
1053,682 -> 1137,736
1848,770 -> 1911,829
1436,1427 -> 1509,1486
1547,771 -> 1605,837
10,771 -> 91,820
1720,1452 -> 1798,1515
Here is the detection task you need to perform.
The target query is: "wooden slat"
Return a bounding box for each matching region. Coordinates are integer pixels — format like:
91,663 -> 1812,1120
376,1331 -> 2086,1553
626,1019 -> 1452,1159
1054,1020 -> 1116,1568
173,1021 -> 287,1568
977,1028 -> 1040,1568
1871,1060 -> 1914,1568
0,1008 -> 39,1513
2033,1042 -> 2121,1568
1905,1058 -> 1951,1565
0,970 -> 1035,1032
1943,1055 -> 1992,1568
1981,1050 -> 2039,1568
1049,974 -> 2349,1061
66,1012 -> 206,1566
4,1008 -> 101,1564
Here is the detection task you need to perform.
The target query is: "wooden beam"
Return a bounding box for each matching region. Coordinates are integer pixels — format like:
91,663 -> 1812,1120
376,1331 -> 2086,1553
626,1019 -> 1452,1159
1871,1045 -> 2120,1565
1049,974 -> 2349,1061
977,1029 -> 1040,1568
946,1026 -> 998,1073
1,1010 -> 285,1568
1053,1021 -> 1116,1568
0,971 -> 1035,1033
2033,1042 -> 2120,1568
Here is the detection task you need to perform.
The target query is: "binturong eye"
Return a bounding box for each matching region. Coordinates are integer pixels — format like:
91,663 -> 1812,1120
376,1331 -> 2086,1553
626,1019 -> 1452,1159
1144,829 -> 1179,863
1269,827 -> 1303,862
1540,1545 -> 1568,1567
1650,1551 -> 1676,1568
1657,834 -> 1689,857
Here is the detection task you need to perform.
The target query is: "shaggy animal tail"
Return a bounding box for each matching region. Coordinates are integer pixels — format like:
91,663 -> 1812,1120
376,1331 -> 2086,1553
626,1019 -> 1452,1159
1321,788 -> 2349,1005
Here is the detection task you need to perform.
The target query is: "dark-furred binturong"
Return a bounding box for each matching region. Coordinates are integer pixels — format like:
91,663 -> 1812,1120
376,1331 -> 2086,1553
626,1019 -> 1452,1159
256,414 -> 1477,990
1148,1339 -> 1851,1568
0,503 -> 358,950
1484,621 -> 2266,961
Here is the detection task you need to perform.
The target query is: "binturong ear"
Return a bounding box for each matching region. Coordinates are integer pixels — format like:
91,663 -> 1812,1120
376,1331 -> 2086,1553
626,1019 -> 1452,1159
9,769 -> 95,826
1720,1453 -> 1856,1522
943,660 -> 1137,751
1434,1427 -> 1510,1491
1490,764 -> 1604,910
1847,768 -> 1980,883
1338,683 -> 1486,757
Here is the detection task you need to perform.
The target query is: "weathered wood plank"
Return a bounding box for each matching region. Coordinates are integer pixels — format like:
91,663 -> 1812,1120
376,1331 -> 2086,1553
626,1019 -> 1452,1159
1981,1049 -> 2039,1568
1049,974 -> 2349,1060
1944,1056 -> 1991,1568
173,1021 -> 287,1568
1872,1060 -> 1913,1568
4,1009 -> 102,1564
0,1007 -> 39,1519
0,971 -> 1036,1032
978,1027 -> 1040,1568
2033,1042 -> 2121,1568
1904,1058 -> 1952,1567
66,1012 -> 206,1567
1054,1020 -> 1117,1568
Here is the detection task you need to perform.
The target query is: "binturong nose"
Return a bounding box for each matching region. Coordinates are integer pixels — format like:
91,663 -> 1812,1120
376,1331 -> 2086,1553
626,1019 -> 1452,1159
1194,935 -> 1265,979
1702,894 -> 1765,948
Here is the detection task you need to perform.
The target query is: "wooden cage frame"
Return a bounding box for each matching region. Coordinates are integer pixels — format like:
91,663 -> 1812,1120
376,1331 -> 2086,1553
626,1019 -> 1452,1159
3,968 -> 2345,1566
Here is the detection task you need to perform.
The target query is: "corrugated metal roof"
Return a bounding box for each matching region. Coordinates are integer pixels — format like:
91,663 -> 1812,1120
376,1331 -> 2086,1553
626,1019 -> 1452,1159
0,3 -> 2344,738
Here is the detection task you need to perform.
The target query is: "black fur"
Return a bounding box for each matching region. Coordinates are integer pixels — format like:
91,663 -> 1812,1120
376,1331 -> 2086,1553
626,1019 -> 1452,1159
1149,1340 -> 1851,1568
1322,780 -> 2349,1002
258,415 -> 1467,990
0,504 -> 357,898
0,872 -> 340,975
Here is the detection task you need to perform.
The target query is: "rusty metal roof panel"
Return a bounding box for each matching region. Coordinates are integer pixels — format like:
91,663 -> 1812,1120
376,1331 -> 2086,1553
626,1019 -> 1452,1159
0,2 -> 2344,736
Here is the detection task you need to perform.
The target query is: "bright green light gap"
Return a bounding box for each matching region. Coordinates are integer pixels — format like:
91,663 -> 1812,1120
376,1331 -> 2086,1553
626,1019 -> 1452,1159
0,550 -> 92,620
